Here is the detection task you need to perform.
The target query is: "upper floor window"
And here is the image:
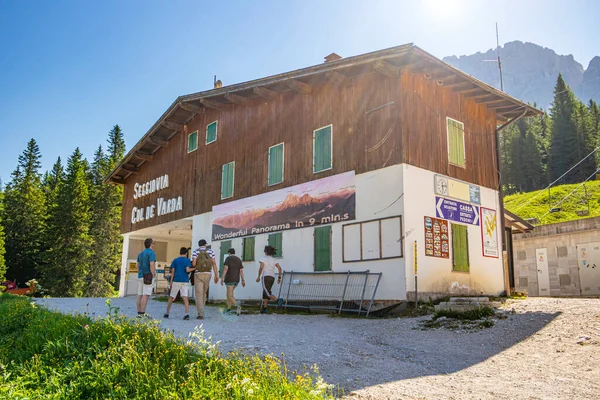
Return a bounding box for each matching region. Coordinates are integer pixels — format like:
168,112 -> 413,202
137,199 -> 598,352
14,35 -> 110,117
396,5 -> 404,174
206,121 -> 218,144
447,117 -> 465,167
188,131 -> 198,153
268,143 -> 284,186
313,124 -> 332,173
221,161 -> 235,199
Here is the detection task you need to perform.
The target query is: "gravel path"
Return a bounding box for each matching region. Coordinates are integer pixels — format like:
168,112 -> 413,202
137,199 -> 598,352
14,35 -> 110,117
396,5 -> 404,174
35,296 -> 600,400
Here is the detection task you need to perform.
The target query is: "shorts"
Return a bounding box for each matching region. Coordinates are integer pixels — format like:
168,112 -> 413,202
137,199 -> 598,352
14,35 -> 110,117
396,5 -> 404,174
170,282 -> 190,298
137,278 -> 153,296
261,276 -> 275,299
225,282 -> 238,287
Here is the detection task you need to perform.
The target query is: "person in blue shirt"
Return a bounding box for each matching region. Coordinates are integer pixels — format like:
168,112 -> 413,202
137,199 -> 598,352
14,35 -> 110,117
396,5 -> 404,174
164,247 -> 195,320
136,238 -> 157,317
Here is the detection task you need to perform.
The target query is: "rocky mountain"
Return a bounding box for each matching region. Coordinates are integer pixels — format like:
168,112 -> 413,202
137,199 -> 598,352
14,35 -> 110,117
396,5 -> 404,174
443,41 -> 600,109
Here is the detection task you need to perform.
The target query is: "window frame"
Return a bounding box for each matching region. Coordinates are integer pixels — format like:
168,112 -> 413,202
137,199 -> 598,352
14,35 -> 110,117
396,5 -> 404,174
268,142 -> 285,186
342,216 -> 404,263
312,124 -> 333,174
187,130 -> 198,153
221,161 -> 235,200
446,117 -> 466,168
206,121 -> 218,145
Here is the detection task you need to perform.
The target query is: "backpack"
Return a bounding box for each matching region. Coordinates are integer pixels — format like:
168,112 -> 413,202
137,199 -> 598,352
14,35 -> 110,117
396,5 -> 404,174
195,250 -> 213,273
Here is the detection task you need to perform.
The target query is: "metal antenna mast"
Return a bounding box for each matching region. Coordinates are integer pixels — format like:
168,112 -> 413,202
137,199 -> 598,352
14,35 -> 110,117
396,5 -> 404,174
484,23 -> 504,92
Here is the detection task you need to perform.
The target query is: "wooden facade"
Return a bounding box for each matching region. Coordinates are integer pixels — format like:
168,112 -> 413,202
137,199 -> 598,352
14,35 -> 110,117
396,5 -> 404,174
114,45 -> 538,234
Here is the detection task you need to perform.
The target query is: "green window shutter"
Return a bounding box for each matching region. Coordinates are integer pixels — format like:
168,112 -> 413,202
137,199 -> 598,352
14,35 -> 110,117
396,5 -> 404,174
268,143 -> 284,185
221,162 -> 235,199
313,125 -> 332,173
243,237 -> 255,261
314,226 -> 331,271
188,131 -> 198,153
448,119 -> 465,166
268,233 -> 283,258
452,224 -> 469,272
219,240 -> 232,276
206,121 -> 218,144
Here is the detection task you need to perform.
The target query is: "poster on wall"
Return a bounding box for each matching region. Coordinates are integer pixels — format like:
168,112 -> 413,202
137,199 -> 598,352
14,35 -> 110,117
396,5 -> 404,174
424,216 -> 449,258
211,171 -> 356,241
481,207 -> 499,258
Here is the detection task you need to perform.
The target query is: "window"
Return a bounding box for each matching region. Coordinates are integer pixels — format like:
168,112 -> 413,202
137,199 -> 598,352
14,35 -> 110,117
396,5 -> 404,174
313,125 -> 332,173
221,162 -> 235,199
451,224 -> 469,272
314,226 -> 331,271
242,237 -> 255,261
206,121 -> 218,144
219,240 -> 232,275
342,216 -> 403,262
447,117 -> 465,167
267,233 -> 283,258
268,143 -> 284,186
188,131 -> 198,153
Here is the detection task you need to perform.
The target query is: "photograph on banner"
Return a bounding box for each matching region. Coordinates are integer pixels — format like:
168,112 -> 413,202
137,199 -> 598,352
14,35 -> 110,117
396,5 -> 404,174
481,207 -> 499,258
424,216 -> 449,258
212,171 -> 356,240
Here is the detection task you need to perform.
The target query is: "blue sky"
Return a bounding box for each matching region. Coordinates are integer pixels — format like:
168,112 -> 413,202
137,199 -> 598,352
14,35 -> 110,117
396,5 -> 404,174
0,0 -> 598,182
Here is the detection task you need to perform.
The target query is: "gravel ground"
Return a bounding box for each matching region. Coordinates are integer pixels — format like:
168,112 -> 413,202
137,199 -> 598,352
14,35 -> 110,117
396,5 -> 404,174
35,296 -> 600,400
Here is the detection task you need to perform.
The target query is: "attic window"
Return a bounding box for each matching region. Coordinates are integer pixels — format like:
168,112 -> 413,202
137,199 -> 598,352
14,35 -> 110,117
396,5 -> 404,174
188,131 -> 198,153
206,121 -> 218,144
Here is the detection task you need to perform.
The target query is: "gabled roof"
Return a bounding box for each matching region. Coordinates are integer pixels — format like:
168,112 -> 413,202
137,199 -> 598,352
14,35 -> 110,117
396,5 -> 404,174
105,43 -> 542,183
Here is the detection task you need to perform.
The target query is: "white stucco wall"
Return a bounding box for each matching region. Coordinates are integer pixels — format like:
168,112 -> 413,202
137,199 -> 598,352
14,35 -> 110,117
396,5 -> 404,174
191,165 -> 406,301
402,164 -> 505,298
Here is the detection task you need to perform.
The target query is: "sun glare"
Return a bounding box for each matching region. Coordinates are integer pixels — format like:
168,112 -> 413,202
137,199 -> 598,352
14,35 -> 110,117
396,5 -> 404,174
423,0 -> 462,22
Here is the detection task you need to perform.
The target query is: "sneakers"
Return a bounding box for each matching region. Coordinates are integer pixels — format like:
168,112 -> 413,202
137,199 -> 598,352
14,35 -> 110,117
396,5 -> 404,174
197,315 -> 204,320
277,298 -> 284,306
260,307 -> 268,314
183,314 -> 190,320
236,305 -> 241,316
163,313 -> 169,318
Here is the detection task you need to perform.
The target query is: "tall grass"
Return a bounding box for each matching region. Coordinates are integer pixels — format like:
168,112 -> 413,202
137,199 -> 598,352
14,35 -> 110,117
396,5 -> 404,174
0,294 -> 333,399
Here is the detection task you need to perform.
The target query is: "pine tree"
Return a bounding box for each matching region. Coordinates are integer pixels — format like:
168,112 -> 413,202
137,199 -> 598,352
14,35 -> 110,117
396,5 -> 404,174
107,125 -> 126,165
2,139 -> 46,284
0,184 -> 6,283
588,100 -> 600,168
549,74 -> 580,184
572,101 -> 596,180
86,146 -> 118,297
40,157 -> 64,288
49,148 -> 92,297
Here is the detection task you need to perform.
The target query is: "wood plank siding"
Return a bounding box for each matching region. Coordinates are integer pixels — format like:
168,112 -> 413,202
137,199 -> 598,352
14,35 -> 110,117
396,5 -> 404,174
121,69 -> 498,233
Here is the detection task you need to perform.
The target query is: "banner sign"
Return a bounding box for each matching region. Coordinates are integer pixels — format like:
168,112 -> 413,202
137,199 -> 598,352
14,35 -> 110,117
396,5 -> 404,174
424,216 -> 449,258
212,171 -> 356,241
481,207 -> 499,258
435,196 -> 480,226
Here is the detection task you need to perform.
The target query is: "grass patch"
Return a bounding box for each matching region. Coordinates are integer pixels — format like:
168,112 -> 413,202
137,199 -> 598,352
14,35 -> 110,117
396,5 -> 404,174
504,180 -> 600,225
0,293 -> 334,399
433,306 -> 495,321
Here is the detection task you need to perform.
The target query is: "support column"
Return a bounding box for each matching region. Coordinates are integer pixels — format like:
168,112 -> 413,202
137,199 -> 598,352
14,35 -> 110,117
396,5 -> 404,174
119,234 -> 131,297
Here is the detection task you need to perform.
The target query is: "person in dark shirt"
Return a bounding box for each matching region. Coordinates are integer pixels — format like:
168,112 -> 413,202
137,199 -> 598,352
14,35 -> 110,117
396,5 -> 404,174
220,248 -> 245,315
163,247 -> 195,320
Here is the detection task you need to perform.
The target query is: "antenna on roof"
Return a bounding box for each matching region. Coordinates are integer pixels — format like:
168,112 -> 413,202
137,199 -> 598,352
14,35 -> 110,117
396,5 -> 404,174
483,23 -> 504,92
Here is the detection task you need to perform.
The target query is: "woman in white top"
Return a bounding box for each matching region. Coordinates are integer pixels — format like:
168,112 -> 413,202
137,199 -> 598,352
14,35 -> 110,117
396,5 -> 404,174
256,245 -> 283,314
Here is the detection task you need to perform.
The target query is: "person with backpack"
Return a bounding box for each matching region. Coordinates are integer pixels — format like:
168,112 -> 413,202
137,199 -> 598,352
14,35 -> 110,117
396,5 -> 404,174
256,245 -> 283,314
163,247 -> 195,320
136,238 -> 156,317
191,239 -> 218,320
220,248 -> 246,315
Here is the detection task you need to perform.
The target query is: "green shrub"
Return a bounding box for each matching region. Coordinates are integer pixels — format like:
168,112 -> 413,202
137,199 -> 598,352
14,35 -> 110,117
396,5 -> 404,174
0,294 -> 333,399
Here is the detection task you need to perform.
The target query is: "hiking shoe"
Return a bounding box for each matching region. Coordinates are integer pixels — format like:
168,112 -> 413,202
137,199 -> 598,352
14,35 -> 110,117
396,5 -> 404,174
236,305 -> 241,316
197,315 -> 204,320
163,313 -> 169,318
183,315 -> 190,320
260,308 -> 268,314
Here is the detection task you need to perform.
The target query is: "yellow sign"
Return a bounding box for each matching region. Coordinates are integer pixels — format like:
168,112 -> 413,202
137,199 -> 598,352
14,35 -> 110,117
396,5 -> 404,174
414,241 -> 418,275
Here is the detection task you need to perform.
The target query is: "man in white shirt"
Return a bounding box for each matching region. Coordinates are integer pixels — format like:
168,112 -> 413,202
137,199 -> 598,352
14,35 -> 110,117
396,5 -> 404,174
191,239 -> 218,320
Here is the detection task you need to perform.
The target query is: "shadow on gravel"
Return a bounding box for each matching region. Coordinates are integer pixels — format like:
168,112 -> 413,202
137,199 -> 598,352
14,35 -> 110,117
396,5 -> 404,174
327,310 -> 561,395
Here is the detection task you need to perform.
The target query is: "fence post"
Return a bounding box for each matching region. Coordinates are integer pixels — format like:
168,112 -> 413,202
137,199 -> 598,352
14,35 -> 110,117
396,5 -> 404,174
366,272 -> 382,317
358,270 -> 370,316
284,271 -> 294,310
338,270 -> 351,314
